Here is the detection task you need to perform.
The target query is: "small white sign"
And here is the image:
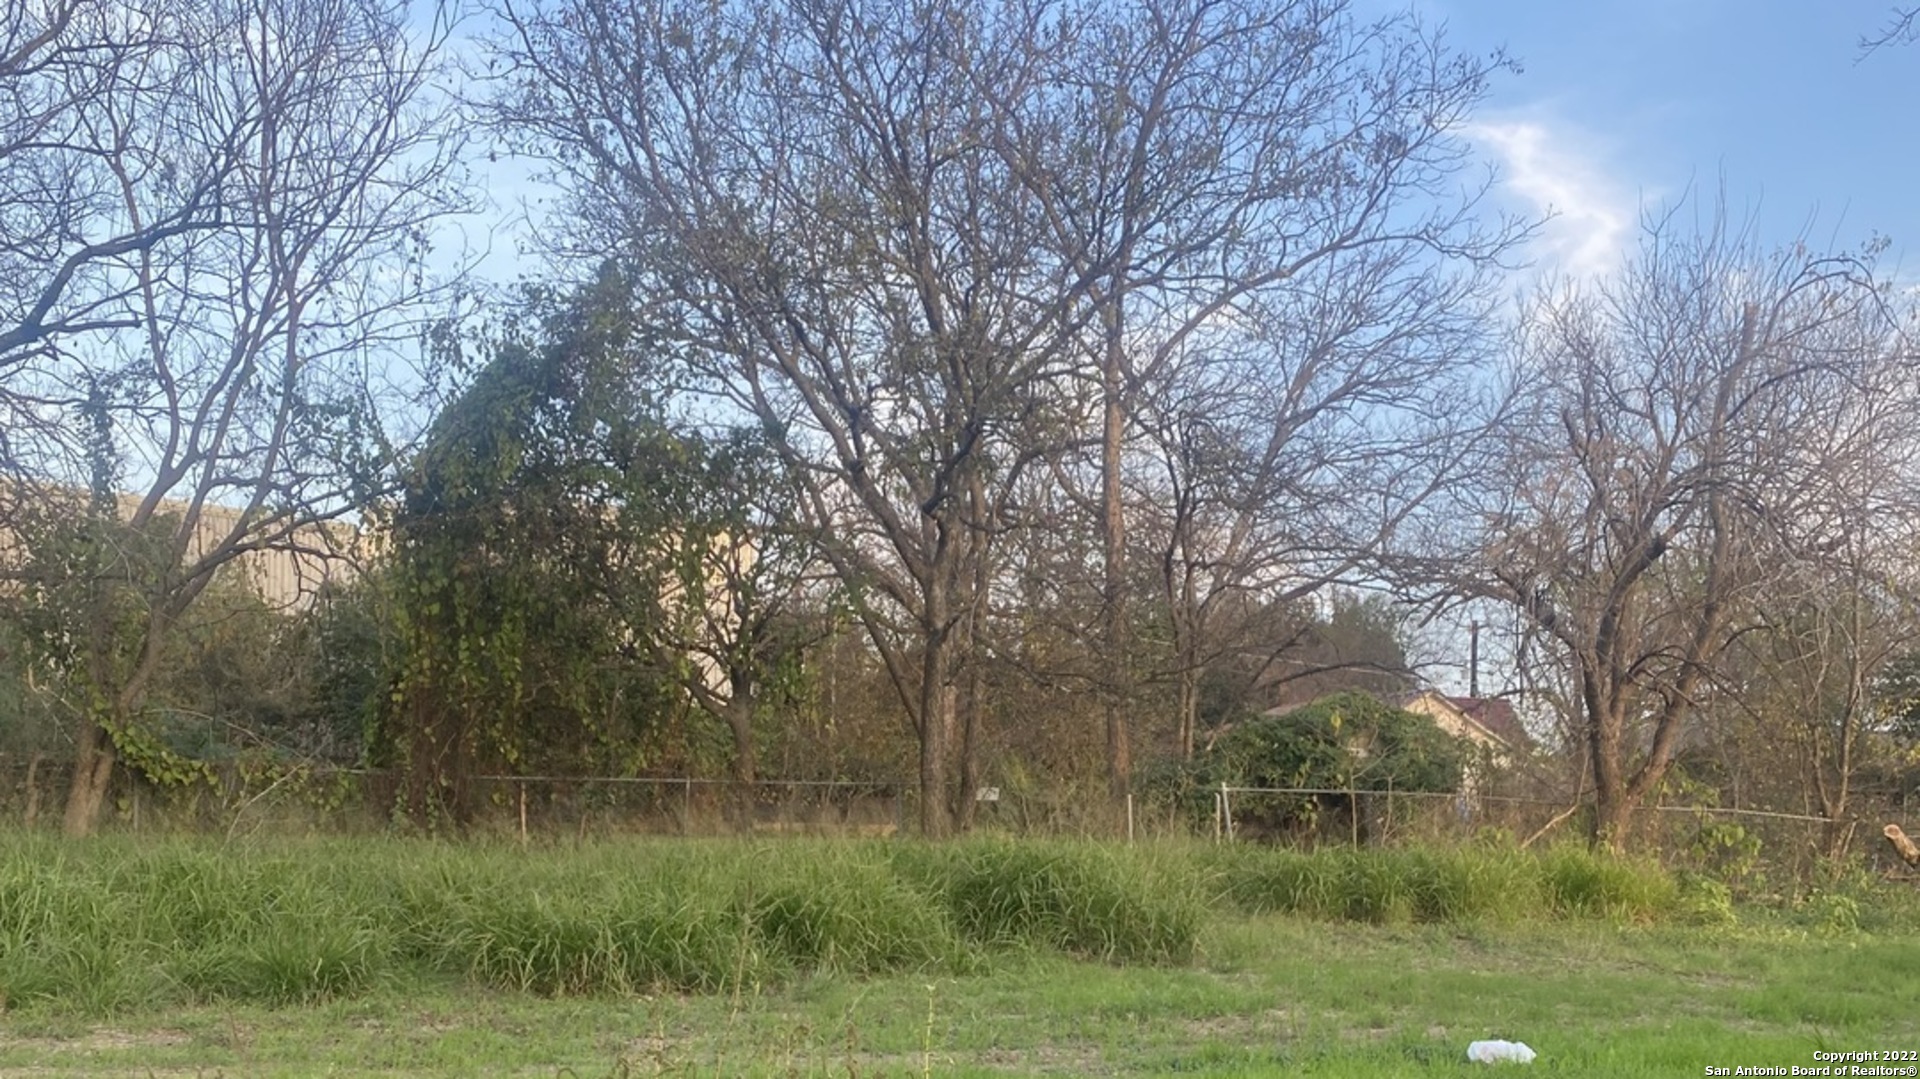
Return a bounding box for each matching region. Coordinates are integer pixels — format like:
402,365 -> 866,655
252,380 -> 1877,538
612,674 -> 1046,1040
975,786 -> 1001,802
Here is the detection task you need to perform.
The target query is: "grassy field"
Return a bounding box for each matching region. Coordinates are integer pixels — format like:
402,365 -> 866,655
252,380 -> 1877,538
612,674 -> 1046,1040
0,836 -> 1916,1076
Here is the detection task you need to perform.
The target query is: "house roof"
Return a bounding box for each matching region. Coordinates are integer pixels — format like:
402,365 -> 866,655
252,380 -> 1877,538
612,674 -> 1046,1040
1445,696 -> 1529,750
1244,689 -> 1531,759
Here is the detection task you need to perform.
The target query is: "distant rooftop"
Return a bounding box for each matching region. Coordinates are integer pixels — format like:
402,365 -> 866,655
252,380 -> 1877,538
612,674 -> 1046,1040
1446,696 -> 1527,749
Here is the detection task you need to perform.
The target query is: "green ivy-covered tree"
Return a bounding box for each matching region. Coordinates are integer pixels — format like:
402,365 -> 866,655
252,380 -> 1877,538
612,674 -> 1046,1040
6,508 -> 219,794
374,265 -> 816,826
1159,691 -> 1466,841
5,505 -> 320,804
374,267 -> 687,825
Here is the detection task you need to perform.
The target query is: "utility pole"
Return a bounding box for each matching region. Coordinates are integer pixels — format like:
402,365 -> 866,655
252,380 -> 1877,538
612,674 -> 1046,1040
1468,620 -> 1481,699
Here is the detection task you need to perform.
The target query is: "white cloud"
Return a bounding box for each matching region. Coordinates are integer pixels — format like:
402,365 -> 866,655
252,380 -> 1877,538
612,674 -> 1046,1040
1464,118 -> 1642,280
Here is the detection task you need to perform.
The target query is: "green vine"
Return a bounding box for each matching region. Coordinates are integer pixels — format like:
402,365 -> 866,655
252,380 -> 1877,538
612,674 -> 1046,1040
374,266 -> 700,826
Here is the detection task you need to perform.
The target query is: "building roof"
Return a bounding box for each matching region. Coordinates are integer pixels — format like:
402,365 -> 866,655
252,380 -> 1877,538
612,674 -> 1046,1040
1241,689 -> 1530,760
1445,696 -> 1529,750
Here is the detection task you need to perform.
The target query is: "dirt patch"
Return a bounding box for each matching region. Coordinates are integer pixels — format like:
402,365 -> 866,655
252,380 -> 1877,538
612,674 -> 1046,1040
0,1027 -> 193,1054
869,1042 -> 1110,1076
1179,1007 -> 1293,1041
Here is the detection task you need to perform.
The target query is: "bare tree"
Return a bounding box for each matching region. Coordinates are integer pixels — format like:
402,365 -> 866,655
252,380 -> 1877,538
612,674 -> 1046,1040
982,0 -> 1519,801
1729,563 -> 1917,859
491,0 -> 1078,836
1861,7 -> 1920,54
1715,324 -> 1920,858
0,1 -> 229,457
1129,260 -> 1499,758
0,0 -> 468,836
1467,210 -> 1911,850
490,0 -> 1516,831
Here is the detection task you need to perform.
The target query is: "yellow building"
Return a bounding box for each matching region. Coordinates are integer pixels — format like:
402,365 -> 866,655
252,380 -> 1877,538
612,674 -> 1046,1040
0,485 -> 364,611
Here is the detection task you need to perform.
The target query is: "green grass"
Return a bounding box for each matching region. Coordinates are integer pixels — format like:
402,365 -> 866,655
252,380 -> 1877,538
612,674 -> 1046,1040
1,916 -> 1915,1076
0,835 -> 1715,1015
0,835 -> 1214,1010
1,834 -> 1917,1074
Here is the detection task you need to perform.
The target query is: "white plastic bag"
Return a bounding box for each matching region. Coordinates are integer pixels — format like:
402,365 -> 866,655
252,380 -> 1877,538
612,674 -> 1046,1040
1466,1039 -> 1537,1064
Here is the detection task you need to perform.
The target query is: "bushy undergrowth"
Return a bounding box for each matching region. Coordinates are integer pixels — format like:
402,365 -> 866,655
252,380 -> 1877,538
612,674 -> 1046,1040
0,832 -> 1860,1017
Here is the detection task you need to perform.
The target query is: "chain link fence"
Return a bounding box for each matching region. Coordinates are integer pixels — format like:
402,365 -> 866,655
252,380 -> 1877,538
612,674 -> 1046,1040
0,755 -> 908,839
1,752 -> 1915,884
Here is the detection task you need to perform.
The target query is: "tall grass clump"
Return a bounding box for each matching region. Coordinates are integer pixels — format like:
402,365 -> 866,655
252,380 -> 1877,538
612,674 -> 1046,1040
428,877 -> 763,995
121,846 -> 393,1005
0,832 -> 1691,1016
9,835 -> 1214,1010
737,848 -> 964,976
895,840 -> 1202,963
1539,844 -> 1677,920
1400,844 -> 1541,923
1204,842 -> 1668,925
1201,847 -> 1345,919
0,838 -> 397,1012
401,843 -> 771,995
0,843 -> 175,1013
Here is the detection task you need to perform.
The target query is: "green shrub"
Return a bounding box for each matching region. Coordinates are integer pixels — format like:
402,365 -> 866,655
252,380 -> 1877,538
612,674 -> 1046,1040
1160,692 -> 1471,838
1809,892 -> 1863,937
1676,873 -> 1738,927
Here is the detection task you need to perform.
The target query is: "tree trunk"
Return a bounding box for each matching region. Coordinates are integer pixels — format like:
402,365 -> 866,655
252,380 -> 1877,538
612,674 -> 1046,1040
725,689 -> 756,831
1591,785 -> 1636,854
63,718 -> 116,838
957,675 -> 980,833
23,752 -> 44,828
1176,660 -> 1200,761
919,667 -> 955,839
918,573 -> 957,838
956,474 -> 990,832
1166,551 -> 1200,759
1824,643 -> 1865,861
956,608 -> 985,832
1584,674 -> 1633,851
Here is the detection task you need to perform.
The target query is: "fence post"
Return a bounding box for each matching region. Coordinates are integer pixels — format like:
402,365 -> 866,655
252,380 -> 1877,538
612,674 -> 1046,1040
1385,777 -> 1394,843
1349,774 -> 1359,848
1126,792 -> 1135,843
1221,781 -> 1235,843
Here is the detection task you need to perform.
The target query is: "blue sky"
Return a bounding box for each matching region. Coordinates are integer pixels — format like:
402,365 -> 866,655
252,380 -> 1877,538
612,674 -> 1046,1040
1407,0 -> 1920,278
441,3 -> 1918,697
459,2 -> 1920,285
